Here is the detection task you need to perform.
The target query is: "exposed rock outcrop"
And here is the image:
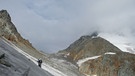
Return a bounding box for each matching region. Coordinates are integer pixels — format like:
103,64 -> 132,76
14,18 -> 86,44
0,10 -> 45,59
79,52 -> 135,76
0,10 -> 33,48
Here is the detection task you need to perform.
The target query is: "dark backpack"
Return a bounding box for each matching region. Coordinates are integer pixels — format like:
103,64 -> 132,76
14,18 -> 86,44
38,60 -> 42,63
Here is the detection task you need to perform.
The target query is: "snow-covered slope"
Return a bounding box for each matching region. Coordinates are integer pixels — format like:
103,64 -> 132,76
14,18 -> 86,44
0,37 -> 70,76
0,37 -> 53,76
99,33 -> 135,54
2,37 -> 83,76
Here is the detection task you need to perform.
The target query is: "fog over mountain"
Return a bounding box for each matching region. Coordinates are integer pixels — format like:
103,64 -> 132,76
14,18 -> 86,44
0,0 -> 135,53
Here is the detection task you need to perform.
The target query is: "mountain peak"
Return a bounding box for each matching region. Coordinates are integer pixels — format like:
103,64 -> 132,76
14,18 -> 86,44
89,31 -> 98,37
0,10 -> 11,22
0,10 -> 35,51
0,10 -> 18,41
60,35 -> 121,61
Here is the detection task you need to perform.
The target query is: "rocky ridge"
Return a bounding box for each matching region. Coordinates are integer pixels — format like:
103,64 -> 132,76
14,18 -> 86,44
0,10 -> 32,47
0,10 -> 45,59
59,35 -> 121,61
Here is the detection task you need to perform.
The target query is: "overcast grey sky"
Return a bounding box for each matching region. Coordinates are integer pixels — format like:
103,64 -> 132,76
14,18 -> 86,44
0,0 -> 135,53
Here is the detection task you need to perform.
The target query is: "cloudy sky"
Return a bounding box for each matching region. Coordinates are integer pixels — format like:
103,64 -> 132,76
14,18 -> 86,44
0,0 -> 135,53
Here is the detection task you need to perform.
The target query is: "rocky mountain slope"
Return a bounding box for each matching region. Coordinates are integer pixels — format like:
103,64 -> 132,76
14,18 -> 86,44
59,34 -> 121,61
59,34 -> 135,76
0,10 -> 45,59
0,10 -> 32,47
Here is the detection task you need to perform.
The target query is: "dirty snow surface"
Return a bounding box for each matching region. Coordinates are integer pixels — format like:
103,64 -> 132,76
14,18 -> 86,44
77,56 -> 101,67
77,52 -> 116,67
0,37 -> 76,76
0,38 -> 53,76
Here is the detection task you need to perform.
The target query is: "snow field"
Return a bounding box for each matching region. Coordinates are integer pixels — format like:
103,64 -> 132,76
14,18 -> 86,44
99,33 -> 135,54
77,56 -> 101,67
2,38 -> 67,76
77,52 -> 116,67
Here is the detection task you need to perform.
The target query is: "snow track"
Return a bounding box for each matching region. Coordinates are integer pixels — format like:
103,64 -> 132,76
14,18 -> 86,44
77,56 -> 101,67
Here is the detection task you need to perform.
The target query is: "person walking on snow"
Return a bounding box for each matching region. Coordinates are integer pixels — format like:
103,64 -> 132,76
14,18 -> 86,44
37,58 -> 42,68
